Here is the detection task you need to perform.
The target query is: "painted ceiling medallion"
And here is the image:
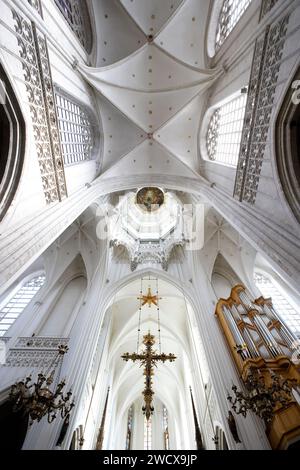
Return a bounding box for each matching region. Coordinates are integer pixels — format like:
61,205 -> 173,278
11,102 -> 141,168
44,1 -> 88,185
136,187 -> 164,212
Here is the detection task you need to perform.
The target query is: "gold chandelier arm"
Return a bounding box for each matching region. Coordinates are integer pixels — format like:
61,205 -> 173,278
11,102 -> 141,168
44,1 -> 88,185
9,346 -> 74,425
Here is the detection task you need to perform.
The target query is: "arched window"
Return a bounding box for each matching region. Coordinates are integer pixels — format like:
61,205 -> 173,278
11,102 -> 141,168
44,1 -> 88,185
55,89 -> 95,166
254,272 -> 300,335
144,416 -> 152,450
0,275 -> 45,336
125,404 -> 134,450
69,425 -> 84,450
215,426 -> 229,450
162,405 -> 170,450
215,0 -> 253,51
206,90 -> 247,166
54,0 -> 92,53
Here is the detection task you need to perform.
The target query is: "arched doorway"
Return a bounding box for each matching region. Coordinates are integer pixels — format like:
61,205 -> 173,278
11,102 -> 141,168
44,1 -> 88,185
0,399 -> 29,450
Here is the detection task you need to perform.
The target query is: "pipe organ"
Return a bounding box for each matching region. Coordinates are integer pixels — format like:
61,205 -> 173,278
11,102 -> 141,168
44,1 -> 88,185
215,285 -> 300,449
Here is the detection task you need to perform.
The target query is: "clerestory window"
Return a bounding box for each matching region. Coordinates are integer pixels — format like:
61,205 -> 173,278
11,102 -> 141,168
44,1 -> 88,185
55,91 -> 94,166
54,0 -> 92,53
0,275 -> 45,336
206,91 -> 247,167
254,272 -> 300,335
215,0 -> 253,51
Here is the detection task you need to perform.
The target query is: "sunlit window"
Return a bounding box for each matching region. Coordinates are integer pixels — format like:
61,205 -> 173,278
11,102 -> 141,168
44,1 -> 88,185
54,0 -> 92,52
215,0 -> 253,51
206,91 -> 247,167
144,416 -> 152,450
163,405 -> 170,450
0,275 -> 45,336
55,92 -> 94,166
254,272 -> 300,335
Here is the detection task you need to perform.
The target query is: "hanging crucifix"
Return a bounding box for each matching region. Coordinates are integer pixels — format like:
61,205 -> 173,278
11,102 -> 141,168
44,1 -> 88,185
122,332 -> 176,420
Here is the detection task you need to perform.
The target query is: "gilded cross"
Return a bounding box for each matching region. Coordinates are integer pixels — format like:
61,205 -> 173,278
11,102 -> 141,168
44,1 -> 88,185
137,287 -> 162,307
122,333 -> 176,420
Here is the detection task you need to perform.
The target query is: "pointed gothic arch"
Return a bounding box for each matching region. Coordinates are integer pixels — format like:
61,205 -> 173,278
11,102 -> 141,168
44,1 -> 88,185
0,62 -> 26,222
0,399 -> 29,450
275,64 -> 300,224
0,388 -> 29,450
211,253 -> 243,299
214,424 -> 229,450
37,254 -> 87,337
78,272 -> 208,451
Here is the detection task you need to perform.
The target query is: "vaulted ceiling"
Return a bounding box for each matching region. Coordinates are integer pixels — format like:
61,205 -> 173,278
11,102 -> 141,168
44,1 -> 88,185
106,277 -> 203,428
77,0 -> 221,179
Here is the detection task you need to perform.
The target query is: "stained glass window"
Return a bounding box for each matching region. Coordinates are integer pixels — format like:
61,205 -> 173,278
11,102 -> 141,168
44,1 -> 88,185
0,275 -> 45,336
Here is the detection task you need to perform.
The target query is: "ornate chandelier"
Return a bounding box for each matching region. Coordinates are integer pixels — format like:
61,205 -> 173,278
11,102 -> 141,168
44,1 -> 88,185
9,344 -> 74,424
227,369 -> 297,424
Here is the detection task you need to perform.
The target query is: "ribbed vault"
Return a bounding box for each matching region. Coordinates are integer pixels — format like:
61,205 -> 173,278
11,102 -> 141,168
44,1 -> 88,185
76,0 -> 221,178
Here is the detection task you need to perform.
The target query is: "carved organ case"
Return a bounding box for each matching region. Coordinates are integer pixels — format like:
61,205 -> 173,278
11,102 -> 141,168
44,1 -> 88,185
216,285 -> 300,449
216,285 -> 299,375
